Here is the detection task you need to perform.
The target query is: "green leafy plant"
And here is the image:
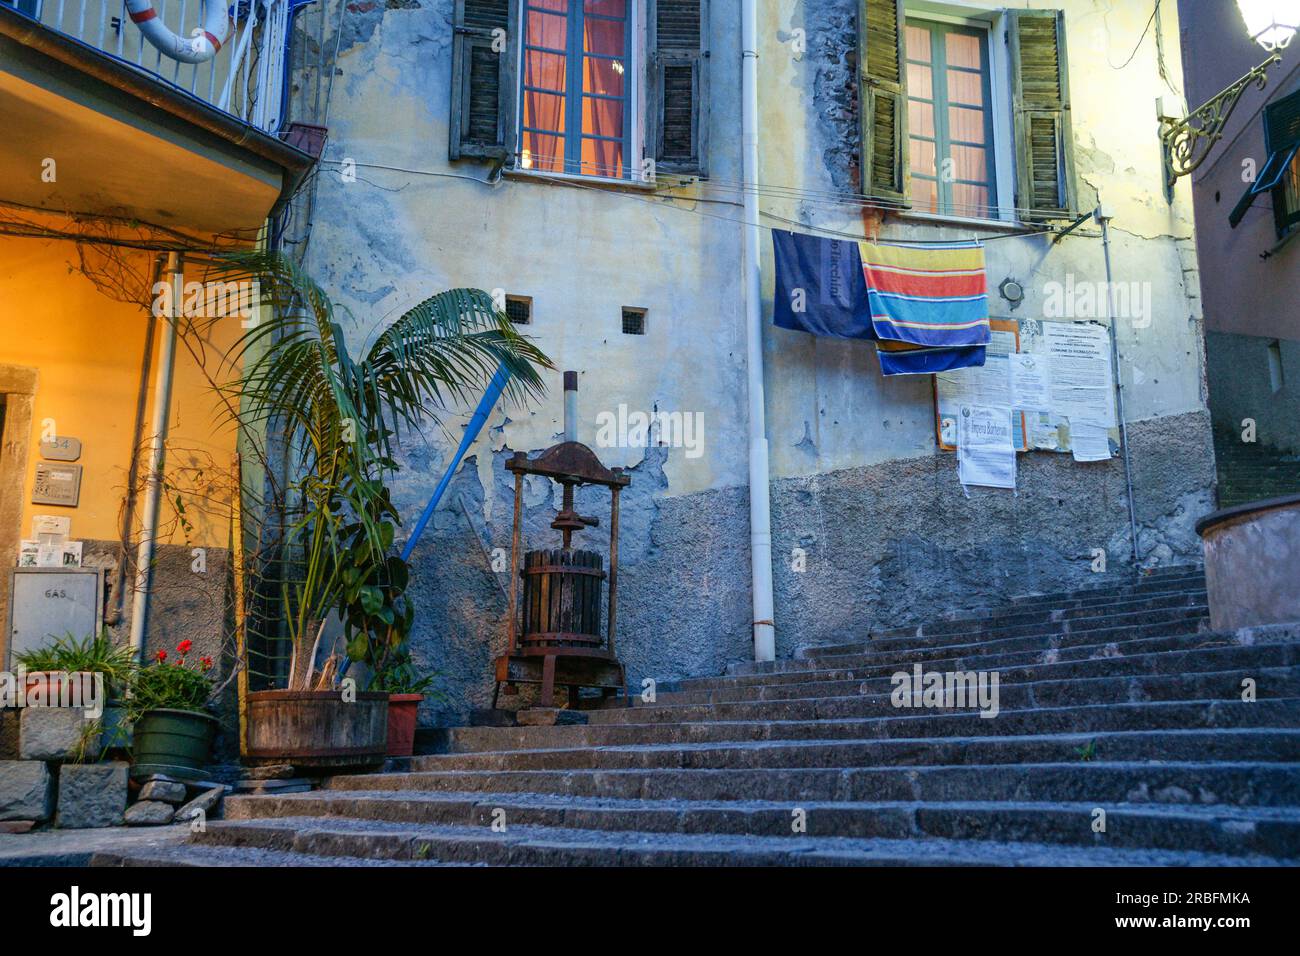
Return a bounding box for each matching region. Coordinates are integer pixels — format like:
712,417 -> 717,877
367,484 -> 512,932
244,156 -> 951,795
369,647 -> 442,698
124,641 -> 214,724
208,251 -> 551,690
15,629 -> 137,698
1076,739 -> 1098,762
67,718 -> 105,765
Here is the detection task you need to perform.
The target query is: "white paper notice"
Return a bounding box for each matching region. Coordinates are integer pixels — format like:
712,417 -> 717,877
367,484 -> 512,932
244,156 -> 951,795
1044,322 -> 1116,428
1070,422 -> 1112,462
1009,352 -> 1052,412
957,404 -> 1017,490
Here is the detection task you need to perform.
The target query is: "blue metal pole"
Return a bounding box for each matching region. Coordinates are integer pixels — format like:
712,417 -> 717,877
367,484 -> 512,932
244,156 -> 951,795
400,362 -> 511,561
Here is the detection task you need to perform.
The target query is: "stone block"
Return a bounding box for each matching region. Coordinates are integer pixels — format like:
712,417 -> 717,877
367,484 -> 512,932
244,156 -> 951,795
20,708 -> 99,762
56,762 -> 128,829
175,786 -> 224,823
138,779 -> 187,804
125,800 -> 175,826
0,709 -> 18,760
0,760 -> 52,821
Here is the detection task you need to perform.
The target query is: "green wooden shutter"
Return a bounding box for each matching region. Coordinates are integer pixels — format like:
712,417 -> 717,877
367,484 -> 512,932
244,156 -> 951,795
1009,9 -> 1076,219
858,0 -> 908,203
449,0 -> 518,162
647,0 -> 709,177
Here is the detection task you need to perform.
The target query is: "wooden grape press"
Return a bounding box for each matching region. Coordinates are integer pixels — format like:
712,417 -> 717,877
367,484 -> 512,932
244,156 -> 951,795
493,372 -> 630,709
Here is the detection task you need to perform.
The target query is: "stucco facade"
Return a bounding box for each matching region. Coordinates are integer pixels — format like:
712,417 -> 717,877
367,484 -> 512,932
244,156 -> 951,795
288,0 -> 1213,724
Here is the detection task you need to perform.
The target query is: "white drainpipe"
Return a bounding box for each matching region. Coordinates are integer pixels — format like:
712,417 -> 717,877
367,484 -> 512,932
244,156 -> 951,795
741,0 -> 776,662
129,253 -> 181,661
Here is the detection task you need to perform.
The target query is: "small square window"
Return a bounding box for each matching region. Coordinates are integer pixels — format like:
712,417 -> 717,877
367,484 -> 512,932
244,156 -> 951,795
1268,340 -> 1285,393
505,295 -> 532,325
621,307 -> 646,335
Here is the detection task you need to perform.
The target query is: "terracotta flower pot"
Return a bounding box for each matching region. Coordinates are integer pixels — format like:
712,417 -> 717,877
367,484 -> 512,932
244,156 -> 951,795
385,694 -> 423,757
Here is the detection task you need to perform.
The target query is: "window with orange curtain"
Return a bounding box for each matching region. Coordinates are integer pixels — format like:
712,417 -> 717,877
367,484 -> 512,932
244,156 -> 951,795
519,0 -> 633,178
906,19 -> 997,219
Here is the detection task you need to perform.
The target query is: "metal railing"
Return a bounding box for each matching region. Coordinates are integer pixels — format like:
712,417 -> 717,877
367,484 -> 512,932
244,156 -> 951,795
19,0 -> 290,132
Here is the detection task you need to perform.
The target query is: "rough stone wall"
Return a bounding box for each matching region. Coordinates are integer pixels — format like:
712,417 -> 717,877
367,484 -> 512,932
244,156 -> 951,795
1206,332 -> 1300,456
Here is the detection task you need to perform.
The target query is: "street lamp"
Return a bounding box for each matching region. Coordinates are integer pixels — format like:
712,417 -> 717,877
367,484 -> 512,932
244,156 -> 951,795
1237,0 -> 1299,50
1159,1 -> 1298,194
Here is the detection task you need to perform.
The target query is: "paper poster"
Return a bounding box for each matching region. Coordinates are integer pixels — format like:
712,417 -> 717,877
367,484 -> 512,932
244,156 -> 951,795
1044,322 -> 1117,428
1070,423 -> 1113,462
32,515 -> 71,538
957,404 -> 1017,490
1009,352 -> 1052,412
935,320 -> 1027,452
18,540 -> 39,567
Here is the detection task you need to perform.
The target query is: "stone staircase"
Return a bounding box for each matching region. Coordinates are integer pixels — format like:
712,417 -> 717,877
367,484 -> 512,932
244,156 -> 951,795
94,565 -> 1300,866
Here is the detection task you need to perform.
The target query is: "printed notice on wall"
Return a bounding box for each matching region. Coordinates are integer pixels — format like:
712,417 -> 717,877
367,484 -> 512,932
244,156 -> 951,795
1008,352 -> 1052,412
1070,422 -> 1113,462
1044,322 -> 1116,429
957,404 -> 1017,490
934,319 -> 1028,452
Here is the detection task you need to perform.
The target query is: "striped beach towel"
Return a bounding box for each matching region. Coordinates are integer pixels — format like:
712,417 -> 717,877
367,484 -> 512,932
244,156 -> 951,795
858,240 -> 990,348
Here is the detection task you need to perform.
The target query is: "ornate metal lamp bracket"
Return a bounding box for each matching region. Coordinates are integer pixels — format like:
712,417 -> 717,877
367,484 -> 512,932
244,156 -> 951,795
1161,53 -> 1282,191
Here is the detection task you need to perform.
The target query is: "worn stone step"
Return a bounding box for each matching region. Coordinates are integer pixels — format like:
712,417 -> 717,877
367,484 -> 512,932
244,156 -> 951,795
769,607 -> 1210,670
645,642 -> 1300,707
215,793 -> 1300,858
681,626 -> 1285,694
854,590 -> 1209,646
180,815 -> 1286,866
323,761 -> 1300,806
582,668 -> 1300,727
436,699 -> 1300,754
89,843 -> 463,867
407,729 -> 1300,773
1009,573 -> 1205,606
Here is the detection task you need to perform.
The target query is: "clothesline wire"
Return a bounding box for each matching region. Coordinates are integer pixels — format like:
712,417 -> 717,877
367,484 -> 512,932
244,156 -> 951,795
317,158 -> 1082,244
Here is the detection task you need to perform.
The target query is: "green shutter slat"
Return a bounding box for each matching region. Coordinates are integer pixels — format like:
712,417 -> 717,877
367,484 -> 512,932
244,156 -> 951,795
1266,88 -> 1300,153
858,0 -> 908,203
450,0 -> 515,161
650,0 -> 708,177
1010,9 -> 1075,219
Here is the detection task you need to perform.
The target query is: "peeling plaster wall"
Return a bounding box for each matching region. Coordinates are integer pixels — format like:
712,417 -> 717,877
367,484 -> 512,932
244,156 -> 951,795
295,0 -> 1214,722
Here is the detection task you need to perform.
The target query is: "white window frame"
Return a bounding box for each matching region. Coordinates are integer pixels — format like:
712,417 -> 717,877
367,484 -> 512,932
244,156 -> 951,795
510,0 -> 643,185
903,1 -> 1016,225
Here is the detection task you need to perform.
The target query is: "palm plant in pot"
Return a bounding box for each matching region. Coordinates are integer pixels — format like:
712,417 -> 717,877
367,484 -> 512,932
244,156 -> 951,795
211,252 -> 549,770
125,640 -> 217,781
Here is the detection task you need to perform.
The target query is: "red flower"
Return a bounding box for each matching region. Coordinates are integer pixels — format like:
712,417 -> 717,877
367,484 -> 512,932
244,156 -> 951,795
200,656 -> 213,672
156,649 -> 167,662
177,639 -> 193,655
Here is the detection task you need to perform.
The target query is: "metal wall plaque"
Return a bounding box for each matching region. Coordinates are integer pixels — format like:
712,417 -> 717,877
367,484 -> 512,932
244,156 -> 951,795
39,436 -> 82,462
31,461 -> 82,507
6,568 -> 104,668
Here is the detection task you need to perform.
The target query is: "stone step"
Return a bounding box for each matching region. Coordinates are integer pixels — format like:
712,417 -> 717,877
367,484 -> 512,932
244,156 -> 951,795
180,815 -> 1290,866
645,641 -> 1300,706
582,667 -> 1300,727
682,625 -> 1272,693
89,843 -> 462,867
855,590 -> 1209,646
434,700 -> 1300,755
319,761 -> 1300,805
215,794 -> 1300,858
1008,572 -> 1205,606
777,606 -> 1209,668
405,728 -> 1300,773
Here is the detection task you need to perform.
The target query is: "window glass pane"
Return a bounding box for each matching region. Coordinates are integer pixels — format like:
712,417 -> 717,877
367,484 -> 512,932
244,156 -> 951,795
907,62 -> 932,101
581,135 -> 624,178
908,99 -> 934,138
950,144 -> 988,182
583,94 -> 624,139
521,131 -> 566,172
911,138 -> 937,177
585,0 -> 625,14
945,31 -> 981,69
524,90 -> 566,134
905,24 -> 931,58
584,55 -> 625,96
951,182 -> 990,218
946,68 -> 983,108
525,50 -> 567,93
584,17 -> 625,57
912,176 -> 938,213
948,105 -> 985,145
527,9 -> 568,50
531,0 -> 567,12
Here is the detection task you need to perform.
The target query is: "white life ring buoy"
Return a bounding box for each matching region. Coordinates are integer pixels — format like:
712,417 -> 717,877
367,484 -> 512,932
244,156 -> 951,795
125,0 -> 234,64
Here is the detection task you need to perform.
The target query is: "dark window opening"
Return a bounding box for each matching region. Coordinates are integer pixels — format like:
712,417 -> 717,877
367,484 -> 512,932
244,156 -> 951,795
505,295 -> 532,325
621,307 -> 646,335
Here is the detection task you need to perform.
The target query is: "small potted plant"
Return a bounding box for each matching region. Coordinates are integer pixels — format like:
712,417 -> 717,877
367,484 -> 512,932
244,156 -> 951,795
370,648 -> 439,757
126,640 -> 217,782
15,630 -> 136,743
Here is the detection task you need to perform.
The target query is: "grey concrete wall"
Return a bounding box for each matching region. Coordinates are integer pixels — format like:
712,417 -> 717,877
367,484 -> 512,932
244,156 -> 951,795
1206,331 -> 1300,455
291,0 -> 1217,726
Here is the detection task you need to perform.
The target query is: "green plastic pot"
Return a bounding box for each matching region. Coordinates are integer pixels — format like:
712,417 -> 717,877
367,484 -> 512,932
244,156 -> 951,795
130,708 -> 219,782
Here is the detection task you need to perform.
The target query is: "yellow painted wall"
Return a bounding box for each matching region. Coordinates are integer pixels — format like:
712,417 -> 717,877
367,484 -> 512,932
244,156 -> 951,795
0,231 -> 241,551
